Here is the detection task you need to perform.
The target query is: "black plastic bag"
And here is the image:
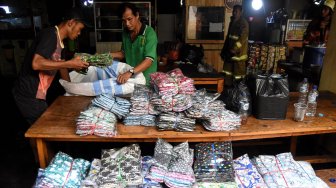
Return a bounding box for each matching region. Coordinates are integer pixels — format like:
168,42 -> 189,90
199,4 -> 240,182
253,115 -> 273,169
180,44 -> 204,65
221,79 -> 252,115
253,74 -> 289,119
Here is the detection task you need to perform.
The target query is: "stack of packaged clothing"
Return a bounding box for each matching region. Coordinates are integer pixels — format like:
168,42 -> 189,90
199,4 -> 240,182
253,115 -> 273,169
193,142 -> 237,187
156,112 -> 196,131
150,92 -> 193,112
165,68 -> 195,95
146,138 -> 196,187
252,152 -> 329,188
149,68 -> 196,131
81,159 -> 101,188
33,152 -> 90,188
92,94 -> 131,119
123,114 -> 157,126
124,84 -> 158,126
150,68 -> 195,97
202,109 -> 241,131
81,148 -> 162,188
146,139 -> 173,183
164,142 -> 195,187
233,154 -> 267,188
76,105 -> 118,137
140,156 -> 163,188
185,89 -> 225,119
184,88 -> 241,131
97,144 -> 143,187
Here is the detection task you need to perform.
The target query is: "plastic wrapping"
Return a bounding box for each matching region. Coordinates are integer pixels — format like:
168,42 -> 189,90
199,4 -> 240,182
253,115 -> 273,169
75,53 -> 113,74
59,61 -> 146,96
221,79 -> 252,115
253,74 -> 289,119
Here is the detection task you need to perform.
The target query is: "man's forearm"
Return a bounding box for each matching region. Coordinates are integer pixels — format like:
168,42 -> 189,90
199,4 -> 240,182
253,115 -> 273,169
133,58 -> 153,74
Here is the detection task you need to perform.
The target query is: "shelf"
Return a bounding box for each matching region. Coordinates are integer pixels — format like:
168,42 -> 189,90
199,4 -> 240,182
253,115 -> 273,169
94,1 -> 153,44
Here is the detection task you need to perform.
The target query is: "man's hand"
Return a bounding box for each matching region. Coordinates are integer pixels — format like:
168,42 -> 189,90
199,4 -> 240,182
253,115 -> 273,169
69,56 -> 89,70
117,71 -> 132,84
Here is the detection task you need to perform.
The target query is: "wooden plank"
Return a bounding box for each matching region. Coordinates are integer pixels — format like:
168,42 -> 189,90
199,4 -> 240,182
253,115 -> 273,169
295,155 -> 336,164
232,140 -> 285,147
192,77 -> 224,92
26,92 -> 336,142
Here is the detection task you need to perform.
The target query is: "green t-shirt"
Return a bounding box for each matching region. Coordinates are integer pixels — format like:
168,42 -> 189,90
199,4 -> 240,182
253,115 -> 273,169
121,24 -> 158,84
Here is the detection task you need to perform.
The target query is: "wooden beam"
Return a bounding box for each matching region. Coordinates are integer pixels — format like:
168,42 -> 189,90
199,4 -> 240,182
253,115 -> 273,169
295,155 -> 336,164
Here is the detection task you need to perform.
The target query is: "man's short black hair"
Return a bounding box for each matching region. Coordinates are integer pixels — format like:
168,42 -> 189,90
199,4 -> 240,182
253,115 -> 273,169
118,2 -> 140,18
233,4 -> 243,11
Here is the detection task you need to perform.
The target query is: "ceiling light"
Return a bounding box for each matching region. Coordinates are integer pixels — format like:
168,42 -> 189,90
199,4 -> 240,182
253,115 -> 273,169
252,0 -> 263,10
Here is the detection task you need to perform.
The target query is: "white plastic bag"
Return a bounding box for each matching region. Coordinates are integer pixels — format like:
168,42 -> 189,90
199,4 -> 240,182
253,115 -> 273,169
59,60 -> 146,96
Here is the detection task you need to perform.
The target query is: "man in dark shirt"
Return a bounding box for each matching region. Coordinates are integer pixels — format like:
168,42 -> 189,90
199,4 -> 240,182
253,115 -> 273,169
12,8 -> 90,125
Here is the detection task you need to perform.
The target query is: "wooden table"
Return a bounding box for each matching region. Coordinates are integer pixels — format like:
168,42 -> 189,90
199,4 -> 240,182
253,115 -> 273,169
163,64 -> 225,93
191,77 -> 224,93
25,92 -> 336,168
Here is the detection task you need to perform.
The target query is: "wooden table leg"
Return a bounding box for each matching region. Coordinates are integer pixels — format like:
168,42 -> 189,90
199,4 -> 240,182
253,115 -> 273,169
36,138 -> 48,168
217,79 -> 224,93
290,136 -> 298,157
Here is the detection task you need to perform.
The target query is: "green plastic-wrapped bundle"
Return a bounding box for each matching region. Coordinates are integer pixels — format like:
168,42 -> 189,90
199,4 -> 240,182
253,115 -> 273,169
75,53 -> 113,74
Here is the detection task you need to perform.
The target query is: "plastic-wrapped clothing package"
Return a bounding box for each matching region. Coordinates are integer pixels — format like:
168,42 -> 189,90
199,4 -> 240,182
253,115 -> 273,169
252,152 -> 329,188
150,92 -> 193,112
76,105 -> 118,137
164,142 -> 196,188
81,159 -> 101,188
146,139 -> 174,183
139,156 -> 163,188
193,142 -> 236,184
129,84 -> 160,115
202,110 -> 241,131
34,152 -> 90,188
123,114 -> 156,126
233,154 -> 267,188
75,53 -> 113,74
185,89 -> 225,119
92,94 -> 131,119
97,144 -> 143,188
150,68 -> 195,97
156,112 -> 196,131
59,60 -> 146,96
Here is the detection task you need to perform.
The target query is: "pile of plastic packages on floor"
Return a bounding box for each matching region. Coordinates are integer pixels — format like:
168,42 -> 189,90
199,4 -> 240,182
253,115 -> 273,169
33,139 -> 329,188
74,67 -> 242,137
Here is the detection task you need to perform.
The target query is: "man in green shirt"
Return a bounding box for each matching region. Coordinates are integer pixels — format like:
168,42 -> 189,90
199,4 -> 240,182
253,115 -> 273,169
111,2 -> 158,84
